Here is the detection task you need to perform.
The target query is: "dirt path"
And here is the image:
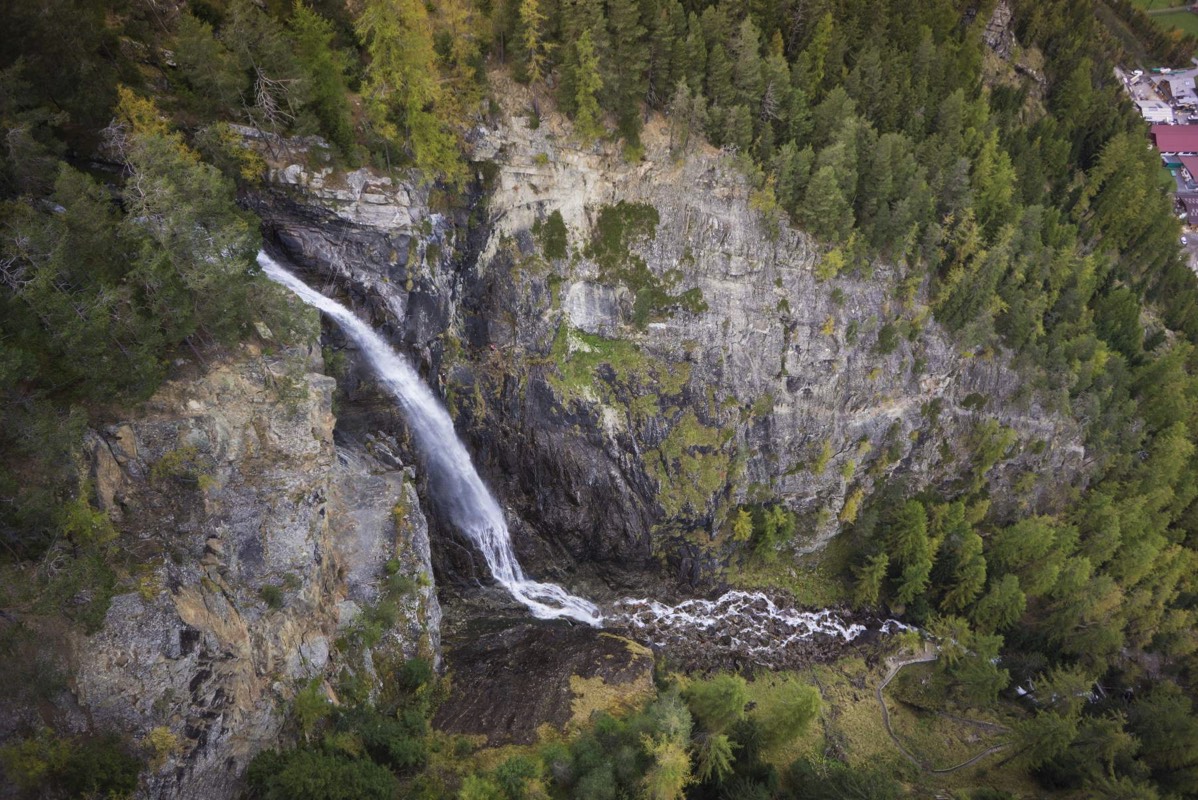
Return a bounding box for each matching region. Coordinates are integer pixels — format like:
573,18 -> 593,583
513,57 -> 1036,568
875,651 -> 1009,774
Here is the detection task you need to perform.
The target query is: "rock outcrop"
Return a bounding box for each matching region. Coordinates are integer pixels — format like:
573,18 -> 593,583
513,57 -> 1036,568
1,342 -> 439,800
983,0 -> 1016,62
433,621 -> 655,746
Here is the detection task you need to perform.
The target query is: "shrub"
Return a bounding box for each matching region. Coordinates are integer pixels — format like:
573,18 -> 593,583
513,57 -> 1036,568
294,680 -> 332,741
539,210 -> 569,260
398,657 -> 434,692
259,584 -> 285,610
875,322 -> 899,354
0,732 -> 141,798
245,748 -> 397,800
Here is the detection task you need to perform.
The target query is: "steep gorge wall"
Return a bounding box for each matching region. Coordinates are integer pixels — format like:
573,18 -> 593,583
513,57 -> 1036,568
251,96 -> 1086,594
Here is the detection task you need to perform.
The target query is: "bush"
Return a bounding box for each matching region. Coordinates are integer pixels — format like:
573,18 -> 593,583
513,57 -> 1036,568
0,732 -> 141,798
259,584 -> 285,610
245,748 -> 397,800
398,657 -> 434,692
875,322 -> 899,355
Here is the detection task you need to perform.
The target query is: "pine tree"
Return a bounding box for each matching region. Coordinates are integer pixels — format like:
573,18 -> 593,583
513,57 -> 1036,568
888,500 -> 932,605
853,552 -> 889,606
793,12 -> 833,100
988,516 -> 1066,597
683,13 -> 707,93
972,130 -> 1017,234
772,140 -> 813,214
706,44 -> 735,110
731,17 -> 764,115
801,164 -> 852,241
972,573 -> 1026,633
724,104 -> 753,152
557,0 -> 608,116
224,0 -> 311,133
941,528 -> 986,612
174,13 -> 245,117
646,0 -> 684,108
760,44 -> 790,127
786,85 -> 813,144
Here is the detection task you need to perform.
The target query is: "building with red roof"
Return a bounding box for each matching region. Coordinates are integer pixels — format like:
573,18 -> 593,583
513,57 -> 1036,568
1151,124 -> 1198,154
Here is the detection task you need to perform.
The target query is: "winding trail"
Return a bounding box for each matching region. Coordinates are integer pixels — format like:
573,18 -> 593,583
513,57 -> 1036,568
875,651 -> 1009,774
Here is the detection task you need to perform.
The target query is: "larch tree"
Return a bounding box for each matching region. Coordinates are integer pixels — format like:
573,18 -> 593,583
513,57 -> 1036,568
355,0 -> 461,183
573,30 -> 604,143
518,0 -> 551,84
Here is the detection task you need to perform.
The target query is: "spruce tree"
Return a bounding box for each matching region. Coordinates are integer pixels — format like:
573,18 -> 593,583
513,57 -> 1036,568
605,0 -> 649,143
290,2 -> 355,156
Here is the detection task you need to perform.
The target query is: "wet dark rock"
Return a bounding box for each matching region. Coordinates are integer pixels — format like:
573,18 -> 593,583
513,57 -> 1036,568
433,620 -> 654,746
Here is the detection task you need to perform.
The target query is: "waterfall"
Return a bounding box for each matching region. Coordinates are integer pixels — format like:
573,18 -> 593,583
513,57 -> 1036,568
259,251 -> 904,658
258,252 -> 603,626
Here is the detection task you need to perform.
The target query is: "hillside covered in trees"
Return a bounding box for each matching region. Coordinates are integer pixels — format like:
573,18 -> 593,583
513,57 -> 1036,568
4,0 -> 1198,799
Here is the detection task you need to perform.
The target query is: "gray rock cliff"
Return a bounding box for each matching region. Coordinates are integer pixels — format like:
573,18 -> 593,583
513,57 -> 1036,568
1,341 -> 439,800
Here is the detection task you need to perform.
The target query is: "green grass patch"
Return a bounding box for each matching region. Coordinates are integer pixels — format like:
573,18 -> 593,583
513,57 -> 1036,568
774,657 -> 1039,797
885,665 -> 1009,770
584,202 -> 706,328
645,410 -> 733,518
548,324 -> 690,409
1148,9 -> 1198,36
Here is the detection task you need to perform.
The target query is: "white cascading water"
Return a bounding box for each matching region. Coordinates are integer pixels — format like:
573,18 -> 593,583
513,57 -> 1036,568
609,592 -> 910,666
260,252 -> 901,655
258,252 -> 603,625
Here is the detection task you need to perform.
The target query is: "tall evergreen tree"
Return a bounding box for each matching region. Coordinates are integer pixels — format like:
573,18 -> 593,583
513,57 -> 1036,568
605,0 -> 649,143
732,17 -> 764,116
290,2 -> 355,156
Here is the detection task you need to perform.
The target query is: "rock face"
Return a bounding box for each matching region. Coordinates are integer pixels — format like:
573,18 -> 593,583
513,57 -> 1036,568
2,343 -> 439,800
983,1 -> 1016,62
253,86 -> 1086,595
433,621 -> 654,746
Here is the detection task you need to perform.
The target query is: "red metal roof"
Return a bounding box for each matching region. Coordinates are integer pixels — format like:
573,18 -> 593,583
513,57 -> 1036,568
1152,124 -> 1198,153
1182,155 -> 1198,179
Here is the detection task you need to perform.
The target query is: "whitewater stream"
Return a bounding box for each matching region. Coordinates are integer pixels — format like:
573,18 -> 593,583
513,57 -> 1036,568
260,253 -> 890,656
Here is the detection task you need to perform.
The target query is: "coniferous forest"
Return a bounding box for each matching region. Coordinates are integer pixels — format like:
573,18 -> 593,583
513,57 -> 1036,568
4,1 -> 1198,799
